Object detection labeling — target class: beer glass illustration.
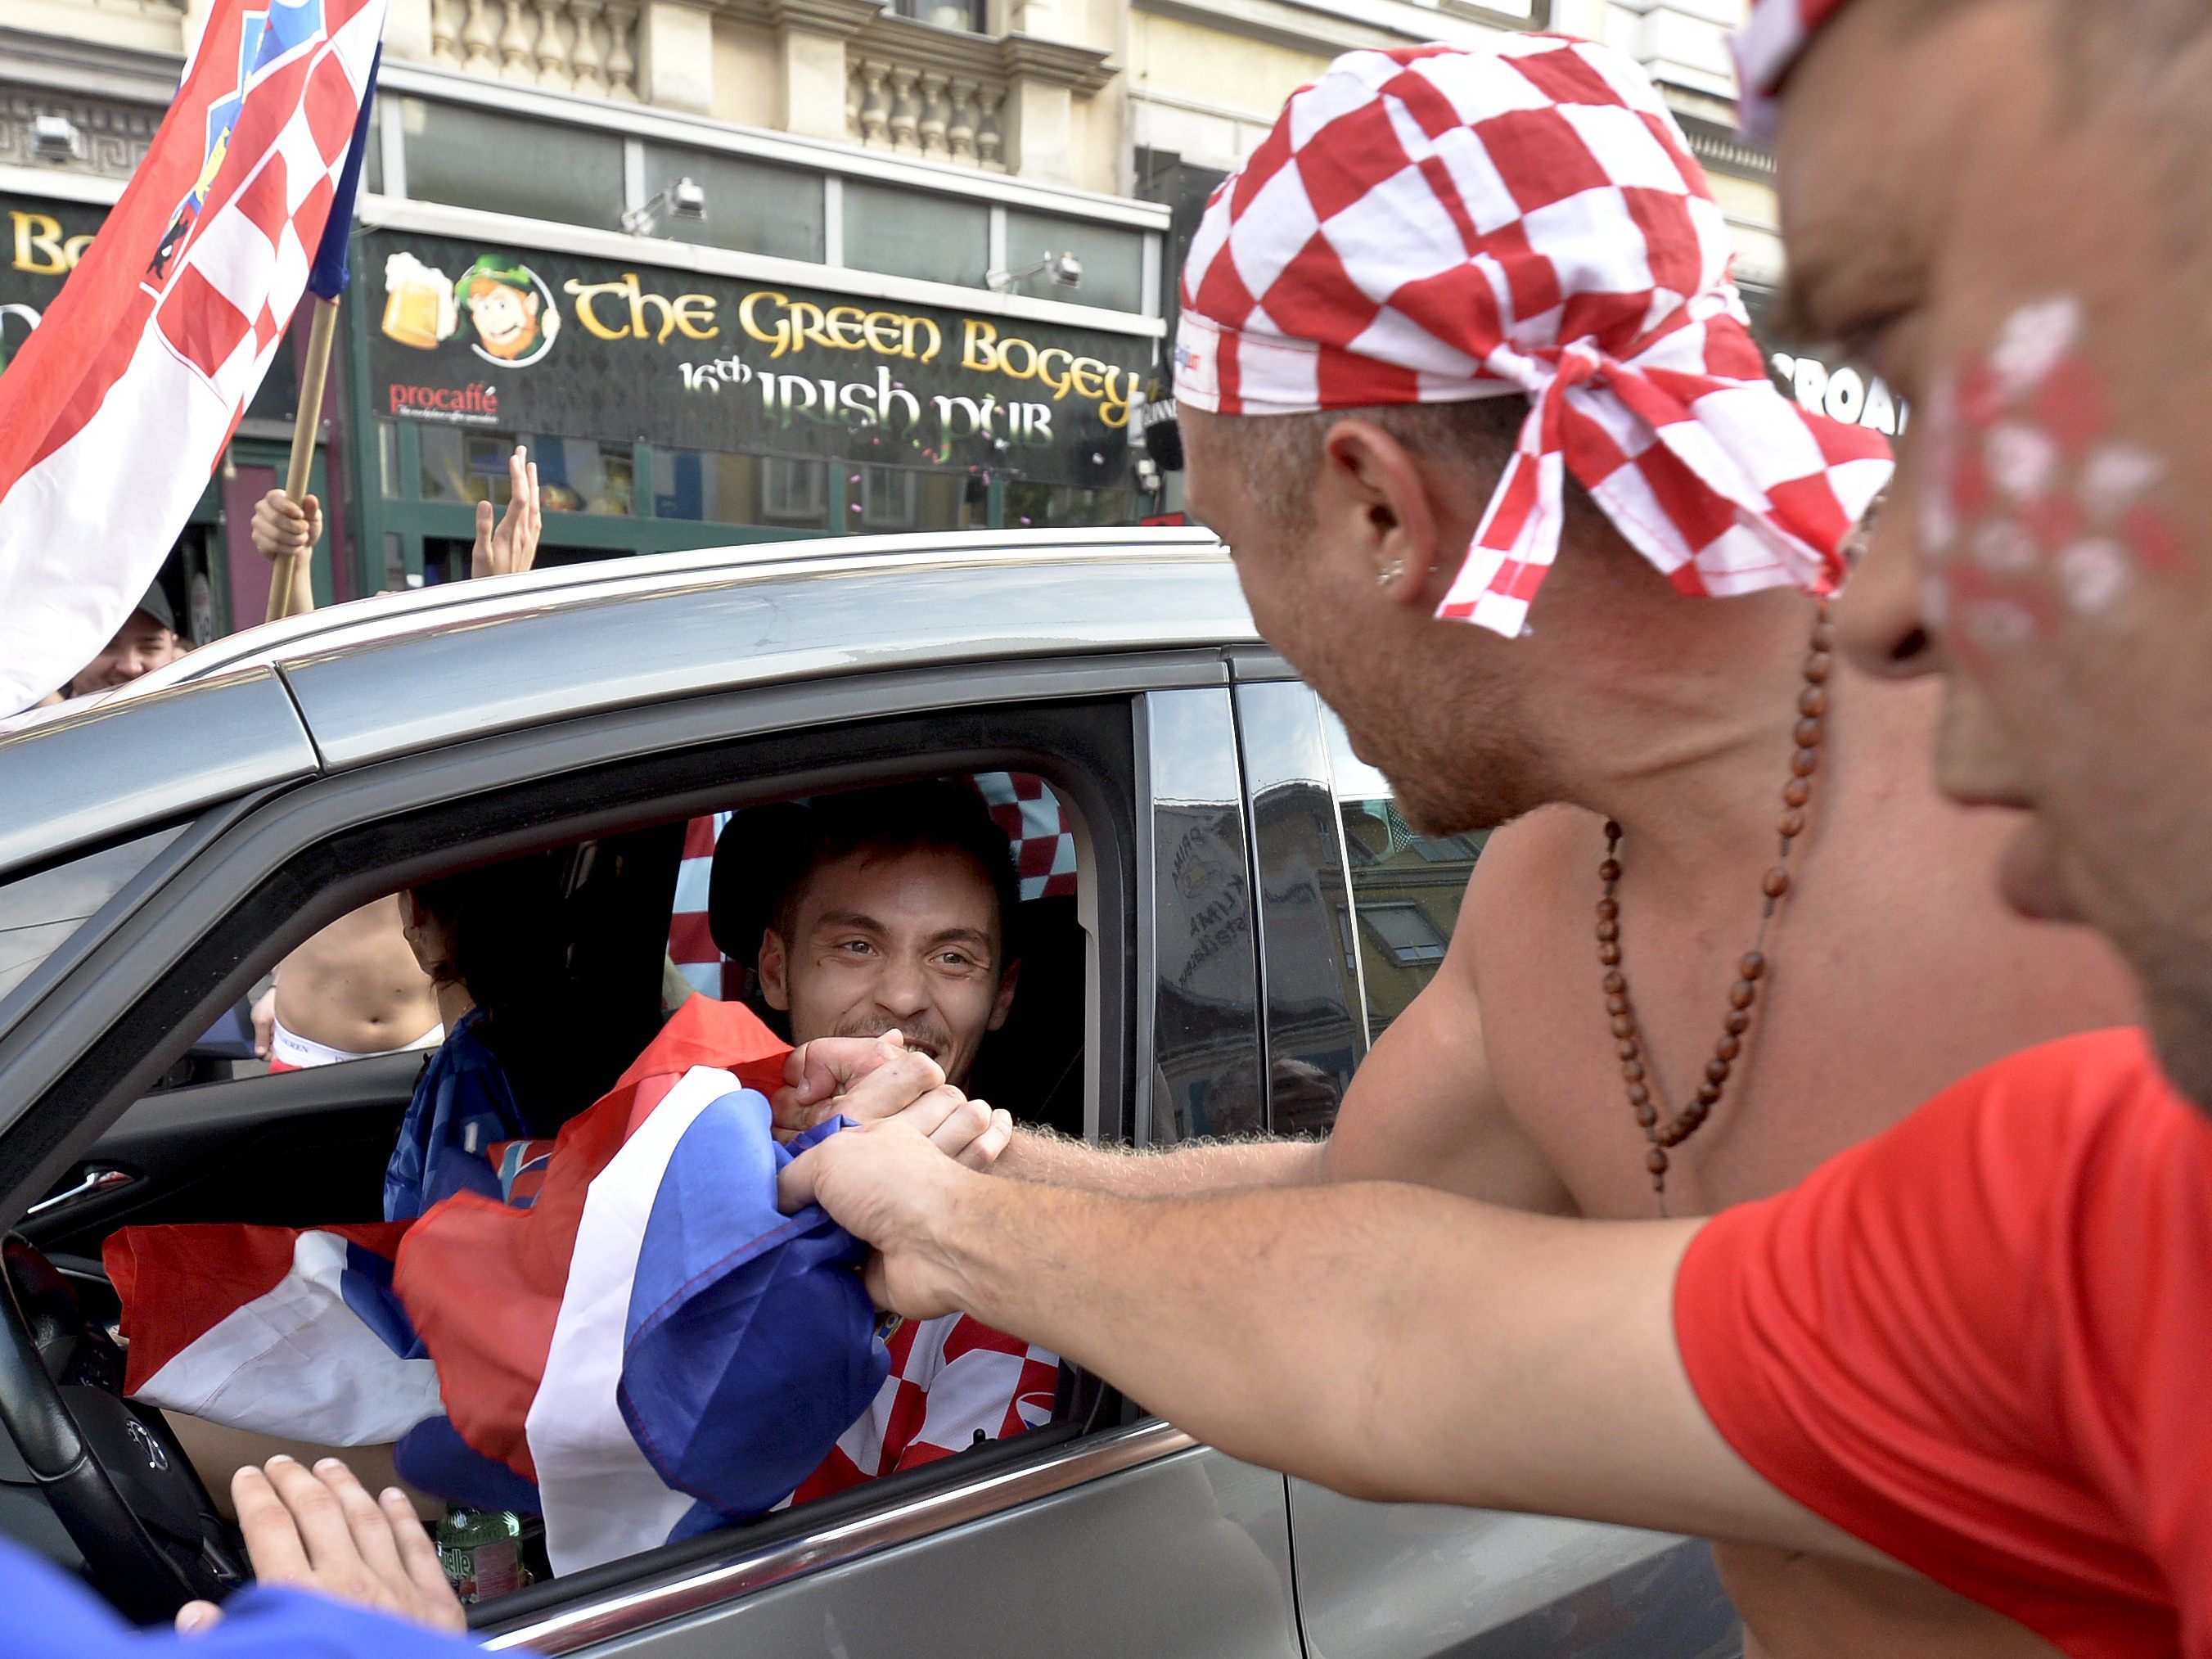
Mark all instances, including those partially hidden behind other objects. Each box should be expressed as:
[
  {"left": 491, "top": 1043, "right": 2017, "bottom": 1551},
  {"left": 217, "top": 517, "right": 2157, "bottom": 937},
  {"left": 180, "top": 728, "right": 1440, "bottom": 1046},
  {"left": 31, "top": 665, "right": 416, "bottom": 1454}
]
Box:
[{"left": 382, "top": 252, "right": 457, "bottom": 350}]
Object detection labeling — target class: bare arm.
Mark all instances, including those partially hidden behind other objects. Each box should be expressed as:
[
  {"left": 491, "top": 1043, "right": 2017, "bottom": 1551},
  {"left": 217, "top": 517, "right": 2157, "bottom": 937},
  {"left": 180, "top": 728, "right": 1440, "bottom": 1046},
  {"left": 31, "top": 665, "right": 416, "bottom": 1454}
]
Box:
[
  {"left": 782, "top": 931, "right": 1564, "bottom": 1205},
  {"left": 991, "top": 953, "right": 1566, "bottom": 1204},
  {"left": 783, "top": 1123, "right": 1888, "bottom": 1565},
  {"left": 992, "top": 1122, "right": 1322, "bottom": 1192},
  {"left": 250, "top": 489, "right": 319, "bottom": 615}
]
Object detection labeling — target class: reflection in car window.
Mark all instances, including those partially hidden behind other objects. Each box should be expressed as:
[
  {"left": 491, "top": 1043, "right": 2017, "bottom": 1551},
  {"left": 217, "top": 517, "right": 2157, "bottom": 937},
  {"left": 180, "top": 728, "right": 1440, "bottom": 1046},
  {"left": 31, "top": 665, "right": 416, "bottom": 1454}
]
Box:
[
  {"left": 0, "top": 825, "right": 184, "bottom": 1006},
  {"left": 1321, "top": 710, "right": 1484, "bottom": 1040}
]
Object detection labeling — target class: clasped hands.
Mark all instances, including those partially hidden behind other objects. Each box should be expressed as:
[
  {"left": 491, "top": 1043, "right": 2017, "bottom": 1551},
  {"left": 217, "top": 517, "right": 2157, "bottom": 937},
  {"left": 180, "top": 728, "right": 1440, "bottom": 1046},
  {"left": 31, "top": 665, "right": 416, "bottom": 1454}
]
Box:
[{"left": 773, "top": 1033, "right": 1008, "bottom": 1320}]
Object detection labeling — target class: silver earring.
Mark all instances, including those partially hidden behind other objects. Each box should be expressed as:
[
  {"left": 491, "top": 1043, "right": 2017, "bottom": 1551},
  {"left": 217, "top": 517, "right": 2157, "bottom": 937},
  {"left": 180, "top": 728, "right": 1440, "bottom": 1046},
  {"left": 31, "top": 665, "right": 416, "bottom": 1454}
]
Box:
[{"left": 1377, "top": 560, "right": 1404, "bottom": 588}]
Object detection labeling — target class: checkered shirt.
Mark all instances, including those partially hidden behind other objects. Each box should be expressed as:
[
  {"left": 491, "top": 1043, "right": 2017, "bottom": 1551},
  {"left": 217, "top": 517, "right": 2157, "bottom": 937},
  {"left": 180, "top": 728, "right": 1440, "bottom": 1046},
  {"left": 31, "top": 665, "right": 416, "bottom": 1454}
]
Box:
[
  {"left": 783, "top": 1314, "right": 1060, "bottom": 1505},
  {"left": 1173, "top": 36, "right": 1892, "bottom": 638},
  {"left": 1735, "top": 0, "right": 1854, "bottom": 141},
  {"left": 668, "top": 773, "right": 1077, "bottom": 999}
]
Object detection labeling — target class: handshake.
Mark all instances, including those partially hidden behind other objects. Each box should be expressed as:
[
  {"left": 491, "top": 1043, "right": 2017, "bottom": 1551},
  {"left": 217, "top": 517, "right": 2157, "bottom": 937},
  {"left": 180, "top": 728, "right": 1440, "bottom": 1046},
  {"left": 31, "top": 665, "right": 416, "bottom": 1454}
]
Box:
[{"left": 770, "top": 1031, "right": 1016, "bottom": 1320}]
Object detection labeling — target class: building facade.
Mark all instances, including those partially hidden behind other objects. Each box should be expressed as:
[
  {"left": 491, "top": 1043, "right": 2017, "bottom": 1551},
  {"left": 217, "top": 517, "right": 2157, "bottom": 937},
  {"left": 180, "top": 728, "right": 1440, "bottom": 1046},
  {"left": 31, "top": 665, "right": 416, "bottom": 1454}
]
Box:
[{"left": 2, "top": 0, "right": 1891, "bottom": 639}]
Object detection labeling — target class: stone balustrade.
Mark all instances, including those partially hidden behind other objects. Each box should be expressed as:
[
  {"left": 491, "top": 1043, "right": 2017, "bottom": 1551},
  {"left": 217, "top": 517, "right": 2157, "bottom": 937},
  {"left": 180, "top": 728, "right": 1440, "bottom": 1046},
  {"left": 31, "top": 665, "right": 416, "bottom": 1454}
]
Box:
[
  {"left": 845, "top": 56, "right": 1006, "bottom": 169},
  {"left": 421, "top": 0, "right": 641, "bottom": 99}
]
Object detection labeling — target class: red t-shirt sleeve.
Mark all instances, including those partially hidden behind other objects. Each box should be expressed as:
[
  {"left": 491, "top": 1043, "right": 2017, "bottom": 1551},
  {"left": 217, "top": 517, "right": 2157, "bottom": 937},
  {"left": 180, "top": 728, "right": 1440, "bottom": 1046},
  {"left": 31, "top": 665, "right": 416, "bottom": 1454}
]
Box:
[{"left": 1675, "top": 1027, "right": 2206, "bottom": 1659}]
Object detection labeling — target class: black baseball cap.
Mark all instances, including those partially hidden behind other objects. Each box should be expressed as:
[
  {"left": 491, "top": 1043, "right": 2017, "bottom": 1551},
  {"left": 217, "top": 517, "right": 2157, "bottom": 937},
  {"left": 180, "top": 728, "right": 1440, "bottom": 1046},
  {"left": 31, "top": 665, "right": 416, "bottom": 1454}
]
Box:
[{"left": 130, "top": 581, "right": 177, "bottom": 635}]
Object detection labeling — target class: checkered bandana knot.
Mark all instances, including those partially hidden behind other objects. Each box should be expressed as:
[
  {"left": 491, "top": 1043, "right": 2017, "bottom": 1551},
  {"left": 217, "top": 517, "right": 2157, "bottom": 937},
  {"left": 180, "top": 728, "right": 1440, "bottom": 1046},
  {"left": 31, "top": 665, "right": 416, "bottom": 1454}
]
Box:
[
  {"left": 1734, "top": 0, "right": 1854, "bottom": 140},
  {"left": 1174, "top": 36, "right": 1892, "bottom": 638}
]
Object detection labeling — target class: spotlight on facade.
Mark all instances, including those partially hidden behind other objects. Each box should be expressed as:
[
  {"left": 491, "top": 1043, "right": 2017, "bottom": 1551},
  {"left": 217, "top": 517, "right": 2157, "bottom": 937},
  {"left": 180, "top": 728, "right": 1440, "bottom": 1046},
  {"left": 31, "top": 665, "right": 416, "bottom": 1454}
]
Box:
[
  {"left": 621, "top": 177, "right": 708, "bottom": 236},
  {"left": 985, "top": 251, "right": 1083, "bottom": 294},
  {"left": 30, "top": 114, "right": 83, "bottom": 163}
]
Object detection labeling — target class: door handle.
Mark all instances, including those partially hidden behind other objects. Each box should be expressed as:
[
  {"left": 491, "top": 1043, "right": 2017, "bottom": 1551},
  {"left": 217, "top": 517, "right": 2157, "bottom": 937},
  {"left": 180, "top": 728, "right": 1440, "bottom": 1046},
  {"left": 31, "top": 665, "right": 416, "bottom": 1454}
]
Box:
[{"left": 26, "top": 1166, "right": 134, "bottom": 1219}]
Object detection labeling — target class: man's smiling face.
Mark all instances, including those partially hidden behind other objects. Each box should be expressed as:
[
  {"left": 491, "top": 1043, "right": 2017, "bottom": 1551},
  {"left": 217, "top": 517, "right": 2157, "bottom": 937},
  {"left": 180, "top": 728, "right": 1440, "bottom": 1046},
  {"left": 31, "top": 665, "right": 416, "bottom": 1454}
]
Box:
[
  {"left": 759, "top": 847, "right": 1017, "bottom": 1092},
  {"left": 1786, "top": 0, "right": 2212, "bottom": 1095}
]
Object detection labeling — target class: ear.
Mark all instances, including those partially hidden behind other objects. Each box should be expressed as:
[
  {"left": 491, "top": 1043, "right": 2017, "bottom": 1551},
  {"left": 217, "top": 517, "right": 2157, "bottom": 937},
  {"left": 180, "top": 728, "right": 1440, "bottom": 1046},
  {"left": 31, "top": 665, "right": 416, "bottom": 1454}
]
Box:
[
  {"left": 396, "top": 890, "right": 443, "bottom": 979},
  {"left": 988, "top": 958, "right": 1020, "bottom": 1031},
  {"left": 1313, "top": 419, "right": 1452, "bottom": 609},
  {"left": 758, "top": 929, "right": 792, "bottom": 1012}
]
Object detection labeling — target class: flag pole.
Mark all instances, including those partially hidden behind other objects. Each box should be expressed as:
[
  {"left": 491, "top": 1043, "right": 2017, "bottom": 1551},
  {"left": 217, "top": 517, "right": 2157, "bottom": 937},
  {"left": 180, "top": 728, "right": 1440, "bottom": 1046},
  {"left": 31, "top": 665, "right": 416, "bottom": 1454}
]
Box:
[{"left": 268, "top": 293, "right": 339, "bottom": 623}]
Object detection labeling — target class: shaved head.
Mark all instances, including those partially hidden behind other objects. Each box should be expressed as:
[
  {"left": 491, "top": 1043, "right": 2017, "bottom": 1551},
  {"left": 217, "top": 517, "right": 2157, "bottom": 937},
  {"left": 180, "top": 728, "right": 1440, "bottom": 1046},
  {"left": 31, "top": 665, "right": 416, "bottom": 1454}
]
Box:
[{"left": 1203, "top": 399, "right": 1529, "bottom": 530}]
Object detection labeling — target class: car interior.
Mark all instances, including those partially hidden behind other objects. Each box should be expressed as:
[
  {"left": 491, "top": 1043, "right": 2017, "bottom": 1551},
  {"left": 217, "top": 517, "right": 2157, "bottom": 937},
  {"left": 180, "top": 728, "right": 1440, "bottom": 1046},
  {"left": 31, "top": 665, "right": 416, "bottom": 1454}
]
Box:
[{"left": 0, "top": 698, "right": 1141, "bottom": 1627}]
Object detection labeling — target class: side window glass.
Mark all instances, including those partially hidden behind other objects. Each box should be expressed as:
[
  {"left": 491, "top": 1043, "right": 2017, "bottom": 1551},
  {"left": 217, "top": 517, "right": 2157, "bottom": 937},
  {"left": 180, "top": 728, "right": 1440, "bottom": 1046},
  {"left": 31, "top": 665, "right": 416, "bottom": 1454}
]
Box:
[
  {"left": 1322, "top": 710, "right": 1484, "bottom": 1041},
  {"left": 0, "top": 825, "right": 184, "bottom": 1009}
]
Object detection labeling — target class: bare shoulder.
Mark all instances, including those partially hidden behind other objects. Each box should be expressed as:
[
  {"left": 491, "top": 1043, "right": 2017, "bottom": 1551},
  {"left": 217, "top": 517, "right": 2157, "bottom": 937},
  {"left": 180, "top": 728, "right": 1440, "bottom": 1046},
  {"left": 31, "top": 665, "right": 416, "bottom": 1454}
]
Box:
[{"left": 1455, "top": 805, "right": 1603, "bottom": 979}]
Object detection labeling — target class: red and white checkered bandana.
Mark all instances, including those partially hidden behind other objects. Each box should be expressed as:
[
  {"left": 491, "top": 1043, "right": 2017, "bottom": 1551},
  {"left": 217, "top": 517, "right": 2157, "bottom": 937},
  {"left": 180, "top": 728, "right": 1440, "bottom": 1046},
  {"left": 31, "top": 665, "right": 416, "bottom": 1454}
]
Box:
[
  {"left": 1735, "top": 0, "right": 1854, "bottom": 140},
  {"left": 1174, "top": 36, "right": 1891, "bottom": 638}
]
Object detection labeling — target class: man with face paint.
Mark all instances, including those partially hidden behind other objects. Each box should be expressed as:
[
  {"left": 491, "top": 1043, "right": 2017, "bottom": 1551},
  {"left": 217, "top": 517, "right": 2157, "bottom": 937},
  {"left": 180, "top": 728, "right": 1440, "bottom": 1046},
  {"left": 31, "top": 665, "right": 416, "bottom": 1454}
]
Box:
[
  {"left": 771, "top": 18, "right": 2212, "bottom": 1659},
  {"left": 777, "top": 33, "right": 2138, "bottom": 1659}
]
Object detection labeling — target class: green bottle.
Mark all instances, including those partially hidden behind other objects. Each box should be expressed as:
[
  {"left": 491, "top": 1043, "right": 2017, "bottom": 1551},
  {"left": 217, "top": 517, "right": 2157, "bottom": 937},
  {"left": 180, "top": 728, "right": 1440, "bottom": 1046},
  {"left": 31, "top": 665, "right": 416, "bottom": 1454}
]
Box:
[{"left": 435, "top": 1506, "right": 527, "bottom": 1603}]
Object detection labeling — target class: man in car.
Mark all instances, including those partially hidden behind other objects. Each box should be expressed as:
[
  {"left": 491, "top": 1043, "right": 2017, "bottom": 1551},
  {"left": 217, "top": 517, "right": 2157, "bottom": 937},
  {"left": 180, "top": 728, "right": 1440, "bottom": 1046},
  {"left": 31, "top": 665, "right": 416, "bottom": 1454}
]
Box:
[
  {"left": 777, "top": 31, "right": 2135, "bottom": 1657},
  {"left": 65, "top": 580, "right": 186, "bottom": 696},
  {"left": 750, "top": 782, "right": 1022, "bottom": 1097},
  {"left": 778, "top": 18, "right": 2212, "bottom": 1657},
  {"left": 160, "top": 782, "right": 1031, "bottom": 1546}
]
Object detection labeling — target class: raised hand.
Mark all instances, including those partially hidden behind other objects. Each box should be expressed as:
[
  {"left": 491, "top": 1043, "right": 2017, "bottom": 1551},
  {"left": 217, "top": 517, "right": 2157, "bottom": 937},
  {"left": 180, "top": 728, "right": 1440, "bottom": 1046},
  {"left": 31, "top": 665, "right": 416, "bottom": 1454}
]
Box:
[
  {"left": 773, "top": 1032, "right": 1014, "bottom": 1174},
  {"left": 774, "top": 1031, "right": 923, "bottom": 1134},
  {"left": 472, "top": 445, "right": 542, "bottom": 579},
  {"left": 249, "top": 489, "right": 321, "bottom": 564}
]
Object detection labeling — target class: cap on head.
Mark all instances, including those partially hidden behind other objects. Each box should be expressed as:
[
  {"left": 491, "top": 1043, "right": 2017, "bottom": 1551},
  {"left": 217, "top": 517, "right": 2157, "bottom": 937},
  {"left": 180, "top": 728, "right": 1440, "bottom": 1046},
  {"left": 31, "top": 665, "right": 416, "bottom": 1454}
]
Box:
[
  {"left": 1172, "top": 34, "right": 1891, "bottom": 637},
  {"left": 1735, "top": 0, "right": 1858, "bottom": 140},
  {"left": 132, "top": 581, "right": 177, "bottom": 636}
]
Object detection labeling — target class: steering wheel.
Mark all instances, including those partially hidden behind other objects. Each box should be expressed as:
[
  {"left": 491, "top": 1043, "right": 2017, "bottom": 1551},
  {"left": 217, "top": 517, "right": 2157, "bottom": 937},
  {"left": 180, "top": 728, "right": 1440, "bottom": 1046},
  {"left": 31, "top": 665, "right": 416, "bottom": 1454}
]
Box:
[{"left": 0, "top": 1235, "right": 244, "bottom": 1621}]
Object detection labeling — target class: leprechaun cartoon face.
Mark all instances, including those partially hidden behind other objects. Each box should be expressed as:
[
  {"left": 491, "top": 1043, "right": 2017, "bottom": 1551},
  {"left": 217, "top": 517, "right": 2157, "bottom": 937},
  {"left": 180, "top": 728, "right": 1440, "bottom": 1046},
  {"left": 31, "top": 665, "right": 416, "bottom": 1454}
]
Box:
[{"left": 461, "top": 270, "right": 541, "bottom": 361}]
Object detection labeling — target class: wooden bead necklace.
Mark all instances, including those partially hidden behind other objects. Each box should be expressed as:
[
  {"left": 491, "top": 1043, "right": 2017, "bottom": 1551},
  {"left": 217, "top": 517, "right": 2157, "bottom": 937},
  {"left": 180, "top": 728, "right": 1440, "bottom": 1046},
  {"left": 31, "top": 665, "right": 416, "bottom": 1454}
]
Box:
[{"left": 1598, "top": 602, "right": 1833, "bottom": 1212}]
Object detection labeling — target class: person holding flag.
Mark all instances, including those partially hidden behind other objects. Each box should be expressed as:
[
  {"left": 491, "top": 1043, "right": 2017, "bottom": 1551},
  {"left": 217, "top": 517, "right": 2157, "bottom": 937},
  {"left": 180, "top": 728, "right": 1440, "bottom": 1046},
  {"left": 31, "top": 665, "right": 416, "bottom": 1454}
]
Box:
[{"left": 0, "top": 0, "right": 385, "bottom": 715}]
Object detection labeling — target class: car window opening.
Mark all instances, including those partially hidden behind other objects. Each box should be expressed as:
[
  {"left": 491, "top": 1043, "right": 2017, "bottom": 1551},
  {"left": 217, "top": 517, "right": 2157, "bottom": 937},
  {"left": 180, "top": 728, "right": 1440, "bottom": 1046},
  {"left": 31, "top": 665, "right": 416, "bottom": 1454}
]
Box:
[{"left": 23, "top": 762, "right": 1105, "bottom": 1607}]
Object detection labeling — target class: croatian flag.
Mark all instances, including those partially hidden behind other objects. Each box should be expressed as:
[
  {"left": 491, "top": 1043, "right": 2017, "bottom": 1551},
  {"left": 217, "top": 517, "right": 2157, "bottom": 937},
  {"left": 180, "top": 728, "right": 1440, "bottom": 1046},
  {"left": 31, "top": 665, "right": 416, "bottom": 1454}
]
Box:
[
  {"left": 108, "top": 999, "right": 1058, "bottom": 1574},
  {"left": 0, "top": 0, "right": 385, "bottom": 715}
]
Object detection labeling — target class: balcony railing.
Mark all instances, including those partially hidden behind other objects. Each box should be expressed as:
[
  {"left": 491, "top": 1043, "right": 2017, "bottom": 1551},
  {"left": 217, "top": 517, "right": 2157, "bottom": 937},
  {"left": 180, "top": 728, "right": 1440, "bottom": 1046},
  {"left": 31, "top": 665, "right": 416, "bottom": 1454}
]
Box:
[
  {"left": 846, "top": 56, "right": 1006, "bottom": 169},
  {"left": 422, "top": 0, "right": 641, "bottom": 99}
]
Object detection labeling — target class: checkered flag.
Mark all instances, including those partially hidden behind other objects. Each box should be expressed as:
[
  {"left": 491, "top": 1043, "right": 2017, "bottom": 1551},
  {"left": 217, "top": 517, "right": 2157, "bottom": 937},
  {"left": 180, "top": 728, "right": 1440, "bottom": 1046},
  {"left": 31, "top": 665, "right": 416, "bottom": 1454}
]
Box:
[{"left": 0, "top": 0, "right": 385, "bottom": 713}]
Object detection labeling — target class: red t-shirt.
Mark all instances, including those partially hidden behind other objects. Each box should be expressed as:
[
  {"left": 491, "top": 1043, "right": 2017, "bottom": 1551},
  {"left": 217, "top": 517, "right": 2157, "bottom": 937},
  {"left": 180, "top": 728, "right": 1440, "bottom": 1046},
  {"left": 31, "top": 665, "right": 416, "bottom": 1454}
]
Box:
[{"left": 1675, "top": 1027, "right": 2212, "bottom": 1659}]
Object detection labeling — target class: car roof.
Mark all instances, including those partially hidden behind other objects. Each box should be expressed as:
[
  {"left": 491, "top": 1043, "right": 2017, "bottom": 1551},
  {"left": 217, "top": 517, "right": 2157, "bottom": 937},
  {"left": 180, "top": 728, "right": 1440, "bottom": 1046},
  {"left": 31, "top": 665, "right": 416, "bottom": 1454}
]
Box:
[{"left": 1, "top": 528, "right": 1256, "bottom": 879}]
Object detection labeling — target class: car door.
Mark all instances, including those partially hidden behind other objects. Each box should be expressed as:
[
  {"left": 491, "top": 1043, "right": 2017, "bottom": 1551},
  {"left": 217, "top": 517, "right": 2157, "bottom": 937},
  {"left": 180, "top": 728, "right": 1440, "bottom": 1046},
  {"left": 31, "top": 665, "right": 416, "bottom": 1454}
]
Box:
[
  {"left": 1229, "top": 668, "right": 1743, "bottom": 1659},
  {"left": 2, "top": 632, "right": 1304, "bottom": 1657}
]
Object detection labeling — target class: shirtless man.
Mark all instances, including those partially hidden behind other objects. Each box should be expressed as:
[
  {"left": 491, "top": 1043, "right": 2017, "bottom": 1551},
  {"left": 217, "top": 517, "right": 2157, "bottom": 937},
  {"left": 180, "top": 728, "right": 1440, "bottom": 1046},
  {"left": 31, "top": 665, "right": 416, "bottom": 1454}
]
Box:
[
  {"left": 781, "top": 36, "right": 2134, "bottom": 1657},
  {"left": 248, "top": 449, "right": 542, "bottom": 1070}
]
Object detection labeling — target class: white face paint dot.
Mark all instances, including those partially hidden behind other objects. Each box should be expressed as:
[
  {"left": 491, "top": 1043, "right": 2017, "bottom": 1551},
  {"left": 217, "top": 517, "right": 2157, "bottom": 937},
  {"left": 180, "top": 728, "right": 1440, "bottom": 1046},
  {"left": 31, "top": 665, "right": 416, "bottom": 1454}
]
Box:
[
  {"left": 1971, "top": 517, "right": 2038, "bottom": 576},
  {"left": 1921, "top": 495, "right": 1958, "bottom": 561},
  {"left": 2057, "top": 538, "right": 2133, "bottom": 616},
  {"left": 1984, "top": 422, "right": 2058, "bottom": 503},
  {"left": 1989, "top": 294, "right": 2084, "bottom": 398},
  {"left": 2079, "top": 444, "right": 2164, "bottom": 521}
]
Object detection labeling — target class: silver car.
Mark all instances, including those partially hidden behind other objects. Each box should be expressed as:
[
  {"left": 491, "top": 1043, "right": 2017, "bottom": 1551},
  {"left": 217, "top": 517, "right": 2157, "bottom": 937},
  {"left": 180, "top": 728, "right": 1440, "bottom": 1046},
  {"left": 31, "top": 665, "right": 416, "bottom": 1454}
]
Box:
[{"left": 0, "top": 528, "right": 1737, "bottom": 1656}]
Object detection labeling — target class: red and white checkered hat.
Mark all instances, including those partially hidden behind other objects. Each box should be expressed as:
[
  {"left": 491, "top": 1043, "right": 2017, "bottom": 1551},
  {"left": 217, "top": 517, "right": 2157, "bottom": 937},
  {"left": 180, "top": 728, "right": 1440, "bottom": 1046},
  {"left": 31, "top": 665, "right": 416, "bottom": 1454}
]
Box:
[
  {"left": 1734, "top": 0, "right": 1854, "bottom": 140},
  {"left": 1173, "top": 36, "right": 1891, "bottom": 638}
]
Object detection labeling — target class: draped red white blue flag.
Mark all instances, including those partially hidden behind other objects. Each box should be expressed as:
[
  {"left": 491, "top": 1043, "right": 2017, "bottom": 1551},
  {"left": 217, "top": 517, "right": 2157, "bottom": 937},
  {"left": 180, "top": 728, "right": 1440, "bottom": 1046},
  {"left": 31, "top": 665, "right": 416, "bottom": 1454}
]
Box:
[
  {"left": 106, "top": 999, "right": 1058, "bottom": 1574},
  {"left": 0, "top": 0, "right": 385, "bottom": 715}
]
